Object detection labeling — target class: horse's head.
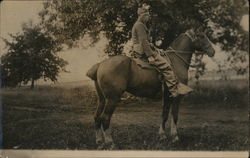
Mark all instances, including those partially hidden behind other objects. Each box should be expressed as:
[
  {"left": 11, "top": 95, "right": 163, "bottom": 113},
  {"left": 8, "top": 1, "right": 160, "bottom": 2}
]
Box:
[
  {"left": 192, "top": 30, "right": 215, "bottom": 57},
  {"left": 168, "top": 29, "right": 215, "bottom": 68}
]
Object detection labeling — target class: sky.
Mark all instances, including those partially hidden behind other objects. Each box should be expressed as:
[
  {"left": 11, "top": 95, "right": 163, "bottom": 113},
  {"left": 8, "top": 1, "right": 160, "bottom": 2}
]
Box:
[
  {"left": 0, "top": 1, "right": 249, "bottom": 83},
  {"left": 0, "top": 1, "right": 105, "bottom": 83}
]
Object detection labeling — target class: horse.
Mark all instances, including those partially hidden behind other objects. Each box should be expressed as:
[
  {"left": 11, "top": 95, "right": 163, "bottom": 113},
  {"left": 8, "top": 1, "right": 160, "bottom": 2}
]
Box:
[{"left": 86, "top": 29, "right": 215, "bottom": 149}]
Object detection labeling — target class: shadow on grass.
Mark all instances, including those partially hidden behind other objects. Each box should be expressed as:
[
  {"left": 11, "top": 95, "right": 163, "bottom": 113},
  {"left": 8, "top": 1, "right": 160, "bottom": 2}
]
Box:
[{"left": 4, "top": 120, "right": 248, "bottom": 150}]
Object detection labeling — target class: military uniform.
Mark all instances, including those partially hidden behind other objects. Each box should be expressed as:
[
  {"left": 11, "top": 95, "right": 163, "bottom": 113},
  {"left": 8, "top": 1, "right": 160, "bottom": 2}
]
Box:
[
  {"left": 132, "top": 21, "right": 153, "bottom": 59},
  {"left": 131, "top": 5, "right": 192, "bottom": 97}
]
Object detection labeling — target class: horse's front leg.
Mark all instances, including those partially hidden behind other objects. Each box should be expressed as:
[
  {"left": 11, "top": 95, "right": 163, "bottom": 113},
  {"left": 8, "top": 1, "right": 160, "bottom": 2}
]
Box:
[
  {"left": 170, "top": 98, "right": 180, "bottom": 143},
  {"left": 159, "top": 93, "right": 171, "bottom": 141}
]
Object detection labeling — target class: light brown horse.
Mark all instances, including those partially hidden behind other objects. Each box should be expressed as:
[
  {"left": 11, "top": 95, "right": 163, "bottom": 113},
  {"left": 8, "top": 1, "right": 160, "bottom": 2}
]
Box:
[{"left": 86, "top": 29, "right": 215, "bottom": 149}]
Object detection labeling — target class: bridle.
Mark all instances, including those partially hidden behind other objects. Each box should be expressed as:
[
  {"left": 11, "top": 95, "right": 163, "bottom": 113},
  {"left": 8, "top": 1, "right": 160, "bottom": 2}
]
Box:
[{"left": 160, "top": 31, "right": 205, "bottom": 68}]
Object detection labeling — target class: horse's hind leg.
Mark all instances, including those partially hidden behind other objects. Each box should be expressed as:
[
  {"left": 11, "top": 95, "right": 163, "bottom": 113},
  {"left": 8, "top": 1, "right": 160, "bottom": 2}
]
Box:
[
  {"left": 94, "top": 84, "right": 121, "bottom": 150},
  {"left": 94, "top": 81, "right": 105, "bottom": 147},
  {"left": 96, "top": 57, "right": 130, "bottom": 149},
  {"left": 99, "top": 97, "right": 119, "bottom": 149}
]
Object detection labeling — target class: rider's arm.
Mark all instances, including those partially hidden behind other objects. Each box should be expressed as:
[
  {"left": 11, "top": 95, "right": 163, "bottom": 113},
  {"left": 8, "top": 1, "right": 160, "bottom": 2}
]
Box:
[{"left": 136, "top": 23, "right": 154, "bottom": 57}]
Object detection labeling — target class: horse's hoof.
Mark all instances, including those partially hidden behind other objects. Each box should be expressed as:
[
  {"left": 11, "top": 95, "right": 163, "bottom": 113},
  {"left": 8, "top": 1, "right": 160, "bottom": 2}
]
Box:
[
  {"left": 109, "top": 143, "right": 116, "bottom": 150},
  {"left": 172, "top": 136, "right": 179, "bottom": 143},
  {"left": 105, "top": 142, "right": 116, "bottom": 150},
  {"left": 159, "top": 134, "right": 168, "bottom": 141},
  {"left": 97, "top": 143, "right": 105, "bottom": 150}
]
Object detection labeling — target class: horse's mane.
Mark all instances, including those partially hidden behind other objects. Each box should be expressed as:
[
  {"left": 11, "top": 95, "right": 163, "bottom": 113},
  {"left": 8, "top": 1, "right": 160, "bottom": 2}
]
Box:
[{"left": 169, "top": 33, "right": 186, "bottom": 48}]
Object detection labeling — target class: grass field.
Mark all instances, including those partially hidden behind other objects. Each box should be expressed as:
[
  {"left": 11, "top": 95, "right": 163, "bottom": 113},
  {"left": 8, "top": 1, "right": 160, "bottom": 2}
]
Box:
[{"left": 1, "top": 79, "right": 249, "bottom": 150}]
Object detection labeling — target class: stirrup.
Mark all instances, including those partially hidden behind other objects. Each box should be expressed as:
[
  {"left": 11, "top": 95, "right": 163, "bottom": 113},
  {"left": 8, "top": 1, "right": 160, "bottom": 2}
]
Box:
[{"left": 177, "top": 83, "right": 193, "bottom": 95}]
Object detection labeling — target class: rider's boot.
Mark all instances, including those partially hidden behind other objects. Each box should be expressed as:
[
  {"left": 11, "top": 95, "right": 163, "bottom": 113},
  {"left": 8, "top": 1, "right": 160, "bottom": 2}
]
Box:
[
  {"left": 161, "top": 66, "right": 193, "bottom": 98},
  {"left": 169, "top": 83, "right": 193, "bottom": 98},
  {"left": 152, "top": 53, "right": 193, "bottom": 98},
  {"left": 177, "top": 82, "right": 193, "bottom": 95}
]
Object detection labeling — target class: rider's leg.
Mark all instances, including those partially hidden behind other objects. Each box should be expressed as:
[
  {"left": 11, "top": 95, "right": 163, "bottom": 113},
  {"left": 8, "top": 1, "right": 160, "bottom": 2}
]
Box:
[{"left": 152, "top": 53, "right": 192, "bottom": 97}]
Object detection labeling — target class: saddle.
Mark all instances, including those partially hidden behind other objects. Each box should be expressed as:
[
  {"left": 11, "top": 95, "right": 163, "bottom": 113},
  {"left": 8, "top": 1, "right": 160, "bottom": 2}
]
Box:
[
  {"left": 131, "top": 48, "right": 171, "bottom": 70},
  {"left": 131, "top": 52, "right": 172, "bottom": 81},
  {"left": 131, "top": 52, "right": 171, "bottom": 70},
  {"left": 132, "top": 58, "right": 155, "bottom": 70}
]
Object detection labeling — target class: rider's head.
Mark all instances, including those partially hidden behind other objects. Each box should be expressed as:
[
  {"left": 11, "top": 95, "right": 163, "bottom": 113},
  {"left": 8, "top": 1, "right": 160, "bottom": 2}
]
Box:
[{"left": 137, "top": 3, "right": 151, "bottom": 23}]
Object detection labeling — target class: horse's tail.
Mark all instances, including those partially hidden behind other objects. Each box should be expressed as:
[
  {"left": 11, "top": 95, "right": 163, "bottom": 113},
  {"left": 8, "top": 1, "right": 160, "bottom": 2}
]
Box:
[{"left": 86, "top": 63, "right": 100, "bottom": 80}]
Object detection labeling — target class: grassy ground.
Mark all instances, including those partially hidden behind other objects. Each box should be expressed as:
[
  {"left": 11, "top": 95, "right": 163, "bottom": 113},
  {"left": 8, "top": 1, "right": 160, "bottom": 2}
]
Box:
[{"left": 1, "top": 79, "right": 249, "bottom": 150}]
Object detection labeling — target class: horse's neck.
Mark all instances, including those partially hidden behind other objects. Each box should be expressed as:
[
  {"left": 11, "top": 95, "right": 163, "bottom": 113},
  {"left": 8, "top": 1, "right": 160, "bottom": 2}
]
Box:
[{"left": 169, "top": 34, "right": 193, "bottom": 69}]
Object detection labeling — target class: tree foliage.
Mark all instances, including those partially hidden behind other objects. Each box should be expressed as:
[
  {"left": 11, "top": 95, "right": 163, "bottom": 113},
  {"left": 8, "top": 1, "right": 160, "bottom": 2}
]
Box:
[
  {"left": 1, "top": 22, "right": 68, "bottom": 88},
  {"left": 39, "top": 0, "right": 249, "bottom": 72}
]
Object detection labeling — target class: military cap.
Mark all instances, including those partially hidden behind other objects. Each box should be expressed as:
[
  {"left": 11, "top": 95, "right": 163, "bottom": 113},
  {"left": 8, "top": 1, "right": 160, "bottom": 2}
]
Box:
[{"left": 137, "top": 3, "right": 150, "bottom": 16}]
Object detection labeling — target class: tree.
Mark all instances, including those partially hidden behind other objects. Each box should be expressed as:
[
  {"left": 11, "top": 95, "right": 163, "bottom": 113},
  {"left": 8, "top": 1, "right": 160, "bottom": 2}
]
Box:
[
  {"left": 1, "top": 22, "right": 68, "bottom": 89},
  {"left": 39, "top": 0, "right": 249, "bottom": 72}
]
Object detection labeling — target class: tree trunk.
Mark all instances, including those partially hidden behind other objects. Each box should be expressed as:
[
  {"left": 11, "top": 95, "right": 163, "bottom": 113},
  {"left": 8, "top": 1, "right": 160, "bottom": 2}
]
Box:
[{"left": 31, "top": 78, "right": 35, "bottom": 89}]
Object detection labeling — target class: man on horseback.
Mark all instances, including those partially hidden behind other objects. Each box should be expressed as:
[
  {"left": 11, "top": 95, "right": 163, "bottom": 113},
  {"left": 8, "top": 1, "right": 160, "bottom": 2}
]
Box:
[{"left": 131, "top": 3, "right": 193, "bottom": 98}]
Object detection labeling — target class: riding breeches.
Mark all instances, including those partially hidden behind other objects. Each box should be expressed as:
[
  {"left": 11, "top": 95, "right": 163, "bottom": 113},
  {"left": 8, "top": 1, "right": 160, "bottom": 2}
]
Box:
[{"left": 151, "top": 53, "right": 178, "bottom": 95}]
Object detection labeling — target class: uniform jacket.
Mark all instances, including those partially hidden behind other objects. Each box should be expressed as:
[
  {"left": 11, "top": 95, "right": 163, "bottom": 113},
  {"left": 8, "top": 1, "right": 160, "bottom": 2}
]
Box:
[{"left": 131, "top": 21, "right": 154, "bottom": 57}]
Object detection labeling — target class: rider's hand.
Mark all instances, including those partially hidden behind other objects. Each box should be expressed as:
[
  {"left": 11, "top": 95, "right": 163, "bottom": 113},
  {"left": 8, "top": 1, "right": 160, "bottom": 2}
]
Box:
[
  {"left": 150, "top": 43, "right": 156, "bottom": 50},
  {"left": 148, "top": 56, "right": 155, "bottom": 64}
]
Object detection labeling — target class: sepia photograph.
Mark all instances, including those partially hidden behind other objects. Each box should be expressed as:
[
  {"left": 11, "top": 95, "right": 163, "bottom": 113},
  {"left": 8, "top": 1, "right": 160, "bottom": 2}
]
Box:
[{"left": 0, "top": 0, "right": 249, "bottom": 157}]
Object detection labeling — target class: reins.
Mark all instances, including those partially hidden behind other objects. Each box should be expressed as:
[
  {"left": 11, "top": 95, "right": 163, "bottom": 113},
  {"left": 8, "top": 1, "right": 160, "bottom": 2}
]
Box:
[
  {"left": 163, "top": 47, "right": 204, "bottom": 68},
  {"left": 159, "top": 32, "right": 204, "bottom": 68},
  {"left": 166, "top": 47, "right": 192, "bottom": 67}
]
